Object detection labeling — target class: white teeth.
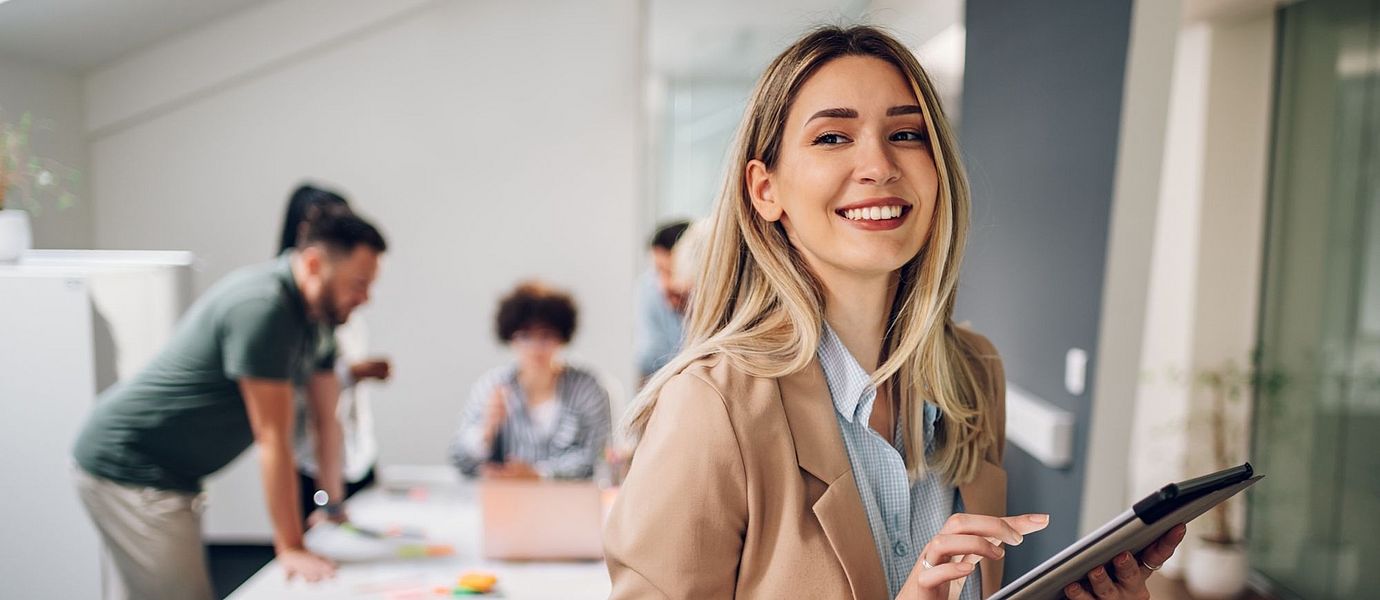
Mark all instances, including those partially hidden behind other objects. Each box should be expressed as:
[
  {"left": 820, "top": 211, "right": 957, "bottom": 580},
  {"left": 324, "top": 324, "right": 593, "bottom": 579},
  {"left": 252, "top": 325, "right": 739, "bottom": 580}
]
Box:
[{"left": 843, "top": 205, "right": 905, "bottom": 221}]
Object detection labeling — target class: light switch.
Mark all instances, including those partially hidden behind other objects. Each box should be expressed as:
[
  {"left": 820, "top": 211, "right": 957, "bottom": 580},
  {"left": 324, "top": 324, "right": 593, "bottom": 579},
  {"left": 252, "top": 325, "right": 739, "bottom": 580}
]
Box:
[{"left": 1065, "top": 348, "right": 1087, "bottom": 395}]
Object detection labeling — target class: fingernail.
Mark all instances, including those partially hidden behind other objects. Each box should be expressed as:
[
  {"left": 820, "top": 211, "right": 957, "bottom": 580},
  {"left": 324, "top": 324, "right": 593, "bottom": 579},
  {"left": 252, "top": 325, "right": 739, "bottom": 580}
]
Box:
[
  {"left": 1032, "top": 514, "right": 1049, "bottom": 524},
  {"left": 995, "top": 547, "right": 1005, "bottom": 558},
  {"left": 1117, "top": 554, "right": 1132, "bottom": 565},
  {"left": 1066, "top": 584, "right": 1080, "bottom": 595},
  {"left": 1012, "top": 533, "right": 1024, "bottom": 545}
]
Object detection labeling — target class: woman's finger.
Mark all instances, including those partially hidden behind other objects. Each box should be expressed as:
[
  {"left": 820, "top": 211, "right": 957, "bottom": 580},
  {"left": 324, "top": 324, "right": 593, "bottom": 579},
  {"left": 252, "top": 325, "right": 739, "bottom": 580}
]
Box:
[
  {"left": 958, "top": 536, "right": 1008, "bottom": 564},
  {"left": 1064, "top": 581, "right": 1091, "bottom": 599},
  {"left": 1140, "top": 524, "right": 1186, "bottom": 570},
  {"left": 1086, "top": 566, "right": 1117, "bottom": 599},
  {"left": 922, "top": 533, "right": 1005, "bottom": 565},
  {"left": 1001, "top": 513, "right": 1052, "bottom": 537},
  {"left": 940, "top": 513, "right": 1026, "bottom": 546},
  {"left": 1110, "top": 551, "right": 1145, "bottom": 590},
  {"left": 911, "top": 561, "right": 976, "bottom": 591}
]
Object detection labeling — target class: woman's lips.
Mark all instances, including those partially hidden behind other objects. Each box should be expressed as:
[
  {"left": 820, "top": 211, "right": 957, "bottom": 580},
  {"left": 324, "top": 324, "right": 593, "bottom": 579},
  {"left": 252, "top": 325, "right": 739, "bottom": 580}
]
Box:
[{"left": 836, "top": 200, "right": 911, "bottom": 231}]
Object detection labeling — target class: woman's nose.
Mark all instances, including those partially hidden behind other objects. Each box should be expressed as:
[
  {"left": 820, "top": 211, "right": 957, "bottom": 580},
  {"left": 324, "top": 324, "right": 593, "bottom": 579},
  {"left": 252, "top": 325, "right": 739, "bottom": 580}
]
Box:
[{"left": 855, "top": 140, "right": 901, "bottom": 185}]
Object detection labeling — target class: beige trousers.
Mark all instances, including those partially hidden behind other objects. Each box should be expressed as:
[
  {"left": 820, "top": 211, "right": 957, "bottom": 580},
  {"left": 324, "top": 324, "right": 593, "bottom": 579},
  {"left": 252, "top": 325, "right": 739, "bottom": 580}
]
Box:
[{"left": 73, "top": 467, "right": 214, "bottom": 600}]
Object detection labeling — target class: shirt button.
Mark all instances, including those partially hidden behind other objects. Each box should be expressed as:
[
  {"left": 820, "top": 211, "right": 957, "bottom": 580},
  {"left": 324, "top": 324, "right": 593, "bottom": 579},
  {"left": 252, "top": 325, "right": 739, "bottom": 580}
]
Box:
[{"left": 893, "top": 541, "right": 907, "bottom": 557}]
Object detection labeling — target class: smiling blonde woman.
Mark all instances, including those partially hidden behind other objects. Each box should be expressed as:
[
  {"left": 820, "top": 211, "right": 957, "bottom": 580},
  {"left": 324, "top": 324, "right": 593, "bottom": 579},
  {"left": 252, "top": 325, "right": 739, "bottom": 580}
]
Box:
[{"left": 603, "top": 25, "right": 1184, "bottom": 600}]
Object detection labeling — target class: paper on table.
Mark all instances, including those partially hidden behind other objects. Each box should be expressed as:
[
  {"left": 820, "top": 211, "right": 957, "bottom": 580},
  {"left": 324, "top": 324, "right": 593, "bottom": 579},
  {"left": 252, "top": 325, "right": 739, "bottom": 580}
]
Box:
[{"left": 305, "top": 522, "right": 453, "bottom": 562}]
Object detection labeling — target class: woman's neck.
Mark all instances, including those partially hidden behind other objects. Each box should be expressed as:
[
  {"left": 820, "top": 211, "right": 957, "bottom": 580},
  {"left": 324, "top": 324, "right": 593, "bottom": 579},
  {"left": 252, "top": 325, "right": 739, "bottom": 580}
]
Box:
[
  {"left": 517, "top": 362, "right": 561, "bottom": 403},
  {"left": 820, "top": 269, "right": 897, "bottom": 373}
]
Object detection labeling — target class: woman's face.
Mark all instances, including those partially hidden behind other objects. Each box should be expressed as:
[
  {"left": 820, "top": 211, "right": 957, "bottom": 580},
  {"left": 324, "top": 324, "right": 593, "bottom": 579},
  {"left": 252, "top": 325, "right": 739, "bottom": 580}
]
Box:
[
  {"left": 511, "top": 326, "right": 563, "bottom": 371},
  {"left": 747, "top": 55, "right": 938, "bottom": 282}
]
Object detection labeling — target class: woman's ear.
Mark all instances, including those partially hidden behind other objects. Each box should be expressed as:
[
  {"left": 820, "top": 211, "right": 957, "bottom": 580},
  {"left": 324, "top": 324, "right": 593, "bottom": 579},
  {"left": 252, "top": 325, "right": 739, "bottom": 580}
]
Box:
[{"left": 746, "top": 159, "right": 783, "bottom": 222}]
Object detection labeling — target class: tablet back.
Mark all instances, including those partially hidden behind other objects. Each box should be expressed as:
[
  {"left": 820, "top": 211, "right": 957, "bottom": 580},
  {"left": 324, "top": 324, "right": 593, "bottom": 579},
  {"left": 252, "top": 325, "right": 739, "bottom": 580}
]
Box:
[{"left": 991, "top": 472, "right": 1262, "bottom": 600}]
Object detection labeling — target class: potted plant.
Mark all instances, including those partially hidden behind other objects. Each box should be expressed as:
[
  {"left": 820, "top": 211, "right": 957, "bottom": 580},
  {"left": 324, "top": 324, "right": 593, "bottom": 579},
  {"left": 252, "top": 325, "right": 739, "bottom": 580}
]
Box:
[
  {"left": 1182, "top": 356, "right": 1284, "bottom": 599},
  {"left": 0, "top": 109, "right": 81, "bottom": 262}
]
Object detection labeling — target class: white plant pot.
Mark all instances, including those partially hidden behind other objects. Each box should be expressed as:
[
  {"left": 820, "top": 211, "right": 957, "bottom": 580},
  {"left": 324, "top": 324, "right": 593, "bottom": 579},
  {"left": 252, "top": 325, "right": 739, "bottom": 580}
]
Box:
[
  {"left": 1185, "top": 540, "right": 1249, "bottom": 600},
  {"left": 0, "top": 209, "right": 33, "bottom": 263}
]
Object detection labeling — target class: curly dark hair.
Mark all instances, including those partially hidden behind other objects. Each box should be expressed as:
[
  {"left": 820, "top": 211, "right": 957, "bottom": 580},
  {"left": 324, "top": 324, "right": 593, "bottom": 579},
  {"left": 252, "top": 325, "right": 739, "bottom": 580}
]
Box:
[{"left": 495, "top": 281, "right": 578, "bottom": 343}]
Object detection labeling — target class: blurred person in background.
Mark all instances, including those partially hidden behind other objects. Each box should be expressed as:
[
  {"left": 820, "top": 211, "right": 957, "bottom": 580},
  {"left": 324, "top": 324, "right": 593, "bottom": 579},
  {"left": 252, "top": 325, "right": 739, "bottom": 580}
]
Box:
[
  {"left": 449, "top": 281, "right": 612, "bottom": 480},
  {"left": 636, "top": 220, "right": 691, "bottom": 382},
  {"left": 73, "top": 211, "right": 387, "bottom": 598},
  {"left": 276, "top": 184, "right": 392, "bottom": 528}
]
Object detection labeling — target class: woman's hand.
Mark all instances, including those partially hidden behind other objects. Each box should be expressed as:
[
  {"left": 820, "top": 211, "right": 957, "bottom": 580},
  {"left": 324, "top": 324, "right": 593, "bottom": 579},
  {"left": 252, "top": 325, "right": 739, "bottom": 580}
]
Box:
[
  {"left": 483, "top": 385, "right": 509, "bottom": 443},
  {"left": 348, "top": 358, "right": 391, "bottom": 382},
  {"left": 1063, "top": 523, "right": 1187, "bottom": 600},
  {"left": 898, "top": 513, "right": 1050, "bottom": 600}
]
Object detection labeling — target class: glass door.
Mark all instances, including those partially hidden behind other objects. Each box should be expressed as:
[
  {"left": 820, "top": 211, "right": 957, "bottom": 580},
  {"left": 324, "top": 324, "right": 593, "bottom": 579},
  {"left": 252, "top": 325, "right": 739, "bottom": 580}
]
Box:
[{"left": 1250, "top": 1, "right": 1380, "bottom": 599}]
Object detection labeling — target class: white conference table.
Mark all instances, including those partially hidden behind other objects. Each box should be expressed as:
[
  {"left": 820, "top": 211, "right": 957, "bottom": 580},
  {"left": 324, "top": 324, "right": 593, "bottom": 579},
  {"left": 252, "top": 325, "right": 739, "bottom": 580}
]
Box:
[{"left": 227, "top": 466, "right": 611, "bottom": 599}]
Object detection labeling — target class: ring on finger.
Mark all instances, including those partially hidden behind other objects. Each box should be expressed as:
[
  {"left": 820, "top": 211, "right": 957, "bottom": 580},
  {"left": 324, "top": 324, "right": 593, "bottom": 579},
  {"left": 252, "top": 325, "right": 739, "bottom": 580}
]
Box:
[
  {"left": 1142, "top": 560, "right": 1163, "bottom": 571},
  {"left": 922, "top": 558, "right": 935, "bottom": 570}
]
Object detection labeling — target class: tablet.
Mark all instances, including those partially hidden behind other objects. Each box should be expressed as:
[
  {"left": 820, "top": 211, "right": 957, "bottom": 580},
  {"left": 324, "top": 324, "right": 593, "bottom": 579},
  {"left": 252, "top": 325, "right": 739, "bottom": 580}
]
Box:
[{"left": 988, "top": 463, "right": 1263, "bottom": 600}]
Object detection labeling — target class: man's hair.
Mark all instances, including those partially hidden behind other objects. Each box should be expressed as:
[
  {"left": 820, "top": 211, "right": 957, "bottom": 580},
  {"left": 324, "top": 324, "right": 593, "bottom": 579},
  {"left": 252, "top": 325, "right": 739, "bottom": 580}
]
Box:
[
  {"left": 298, "top": 210, "right": 387, "bottom": 256},
  {"left": 650, "top": 220, "right": 691, "bottom": 251},
  {"left": 495, "top": 281, "right": 577, "bottom": 343}
]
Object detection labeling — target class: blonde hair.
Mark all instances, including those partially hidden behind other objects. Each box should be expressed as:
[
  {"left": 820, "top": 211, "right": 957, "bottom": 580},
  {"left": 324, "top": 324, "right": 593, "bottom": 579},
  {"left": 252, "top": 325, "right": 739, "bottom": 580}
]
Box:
[
  {"left": 626, "top": 25, "right": 997, "bottom": 486},
  {"left": 669, "top": 219, "right": 708, "bottom": 289}
]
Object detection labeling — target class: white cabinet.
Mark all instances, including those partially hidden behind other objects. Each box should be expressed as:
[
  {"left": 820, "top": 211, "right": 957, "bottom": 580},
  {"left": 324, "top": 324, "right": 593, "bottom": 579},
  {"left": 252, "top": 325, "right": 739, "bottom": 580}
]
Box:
[{"left": 0, "top": 250, "right": 193, "bottom": 598}]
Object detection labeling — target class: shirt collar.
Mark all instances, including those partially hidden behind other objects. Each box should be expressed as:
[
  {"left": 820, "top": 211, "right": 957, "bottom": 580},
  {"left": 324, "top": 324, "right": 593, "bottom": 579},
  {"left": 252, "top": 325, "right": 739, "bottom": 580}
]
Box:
[
  {"left": 818, "top": 323, "right": 945, "bottom": 446},
  {"left": 274, "top": 252, "right": 307, "bottom": 319},
  {"left": 817, "top": 323, "right": 876, "bottom": 425}
]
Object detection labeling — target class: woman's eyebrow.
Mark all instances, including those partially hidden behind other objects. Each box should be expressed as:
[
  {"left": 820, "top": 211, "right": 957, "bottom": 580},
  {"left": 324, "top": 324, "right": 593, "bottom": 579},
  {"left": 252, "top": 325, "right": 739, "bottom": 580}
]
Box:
[
  {"left": 805, "top": 105, "right": 924, "bottom": 124},
  {"left": 806, "top": 107, "right": 858, "bottom": 123}
]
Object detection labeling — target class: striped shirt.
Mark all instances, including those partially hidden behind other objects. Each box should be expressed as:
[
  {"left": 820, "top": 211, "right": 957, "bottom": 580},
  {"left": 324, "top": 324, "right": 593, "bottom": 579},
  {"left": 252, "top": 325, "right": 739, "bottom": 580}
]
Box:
[
  {"left": 449, "top": 364, "right": 611, "bottom": 479},
  {"left": 818, "top": 324, "right": 981, "bottom": 600}
]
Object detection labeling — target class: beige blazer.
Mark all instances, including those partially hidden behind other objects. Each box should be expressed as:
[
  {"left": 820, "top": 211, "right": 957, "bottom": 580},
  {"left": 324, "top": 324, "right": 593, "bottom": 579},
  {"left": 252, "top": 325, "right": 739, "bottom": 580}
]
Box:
[{"left": 605, "top": 328, "right": 1008, "bottom": 600}]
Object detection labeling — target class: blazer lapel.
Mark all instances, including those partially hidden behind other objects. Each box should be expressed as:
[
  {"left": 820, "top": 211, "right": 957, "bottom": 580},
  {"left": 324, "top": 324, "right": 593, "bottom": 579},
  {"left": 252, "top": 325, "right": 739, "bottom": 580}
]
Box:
[{"left": 779, "top": 359, "right": 888, "bottom": 600}]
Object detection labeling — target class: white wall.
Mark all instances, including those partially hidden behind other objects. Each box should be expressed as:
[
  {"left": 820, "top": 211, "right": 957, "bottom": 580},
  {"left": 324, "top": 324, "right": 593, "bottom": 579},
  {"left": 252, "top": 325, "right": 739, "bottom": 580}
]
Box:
[
  {"left": 0, "top": 54, "right": 91, "bottom": 249},
  {"left": 1131, "top": 22, "right": 1210, "bottom": 513},
  {"left": 1181, "top": 8, "right": 1274, "bottom": 551},
  {"left": 1129, "top": 8, "right": 1276, "bottom": 573},
  {"left": 1080, "top": 0, "right": 1183, "bottom": 534},
  {"left": 85, "top": 0, "right": 642, "bottom": 466}
]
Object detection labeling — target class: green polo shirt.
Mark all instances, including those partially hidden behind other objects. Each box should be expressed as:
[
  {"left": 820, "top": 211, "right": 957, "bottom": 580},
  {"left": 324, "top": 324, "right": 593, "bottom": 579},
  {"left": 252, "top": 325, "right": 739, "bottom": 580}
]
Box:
[{"left": 74, "top": 255, "right": 333, "bottom": 492}]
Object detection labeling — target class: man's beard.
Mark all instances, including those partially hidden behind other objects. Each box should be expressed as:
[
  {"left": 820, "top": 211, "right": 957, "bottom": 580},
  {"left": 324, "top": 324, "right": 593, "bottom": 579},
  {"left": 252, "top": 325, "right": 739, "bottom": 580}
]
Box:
[{"left": 316, "top": 287, "right": 348, "bottom": 327}]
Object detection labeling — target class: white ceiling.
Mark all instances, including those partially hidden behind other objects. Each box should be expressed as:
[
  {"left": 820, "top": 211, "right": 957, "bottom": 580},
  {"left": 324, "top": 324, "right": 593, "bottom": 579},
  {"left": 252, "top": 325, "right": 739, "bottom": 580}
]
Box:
[
  {"left": 648, "top": 0, "right": 866, "bottom": 81},
  {"left": 646, "top": 0, "right": 962, "bottom": 81},
  {"left": 0, "top": 0, "right": 964, "bottom": 78},
  {"left": 0, "top": 0, "right": 270, "bottom": 73}
]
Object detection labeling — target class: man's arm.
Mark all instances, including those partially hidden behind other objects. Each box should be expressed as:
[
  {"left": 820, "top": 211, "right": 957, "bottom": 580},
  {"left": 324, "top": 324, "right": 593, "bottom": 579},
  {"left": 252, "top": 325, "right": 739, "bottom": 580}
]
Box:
[
  {"left": 240, "top": 377, "right": 336, "bottom": 582},
  {"left": 304, "top": 371, "right": 345, "bottom": 518}
]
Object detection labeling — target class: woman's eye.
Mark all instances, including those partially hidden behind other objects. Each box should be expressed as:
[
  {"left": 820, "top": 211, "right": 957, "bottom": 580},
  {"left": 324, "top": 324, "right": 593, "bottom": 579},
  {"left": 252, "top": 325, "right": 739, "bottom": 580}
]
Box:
[
  {"left": 812, "top": 133, "right": 850, "bottom": 145},
  {"left": 891, "top": 130, "right": 929, "bottom": 143}
]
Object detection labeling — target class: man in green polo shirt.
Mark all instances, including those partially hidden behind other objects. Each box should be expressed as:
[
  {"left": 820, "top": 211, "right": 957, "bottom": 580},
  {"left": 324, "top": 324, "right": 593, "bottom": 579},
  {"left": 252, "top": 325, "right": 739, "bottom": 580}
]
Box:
[{"left": 73, "top": 211, "right": 386, "bottom": 600}]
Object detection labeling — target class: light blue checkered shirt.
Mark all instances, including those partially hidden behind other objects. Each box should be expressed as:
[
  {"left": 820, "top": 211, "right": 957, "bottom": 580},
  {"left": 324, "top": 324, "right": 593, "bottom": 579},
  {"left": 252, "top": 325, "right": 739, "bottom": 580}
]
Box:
[{"left": 818, "top": 324, "right": 981, "bottom": 600}]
